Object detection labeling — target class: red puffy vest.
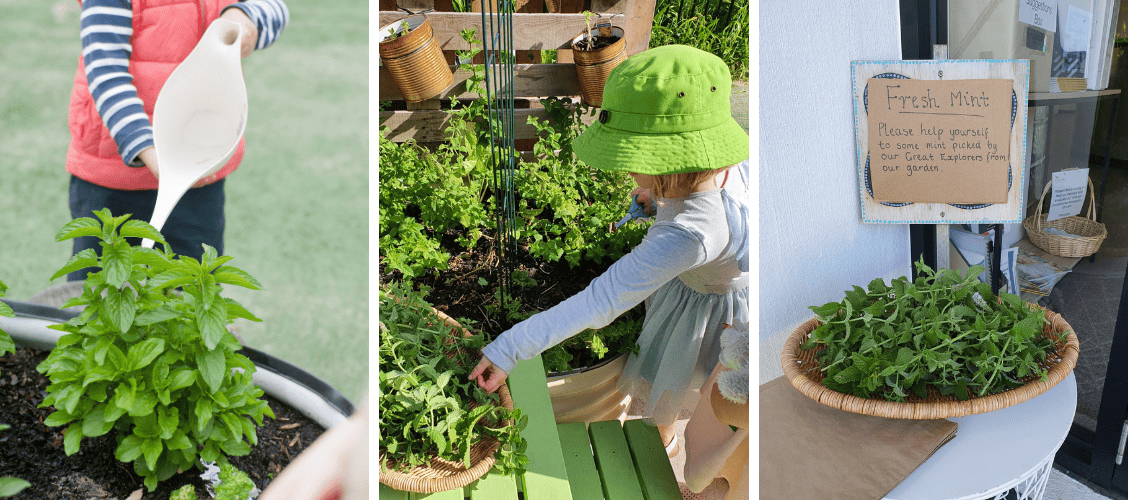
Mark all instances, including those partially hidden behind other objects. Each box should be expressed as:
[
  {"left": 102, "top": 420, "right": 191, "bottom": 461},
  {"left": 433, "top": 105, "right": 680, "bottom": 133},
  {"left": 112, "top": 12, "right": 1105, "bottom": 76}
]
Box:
[{"left": 66, "top": 0, "right": 245, "bottom": 191}]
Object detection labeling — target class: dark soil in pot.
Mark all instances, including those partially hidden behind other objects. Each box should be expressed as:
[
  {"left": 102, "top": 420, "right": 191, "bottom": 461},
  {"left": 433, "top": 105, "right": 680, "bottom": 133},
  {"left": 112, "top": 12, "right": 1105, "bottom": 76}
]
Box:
[
  {"left": 574, "top": 34, "right": 620, "bottom": 52},
  {"left": 0, "top": 347, "right": 325, "bottom": 500},
  {"left": 380, "top": 227, "right": 619, "bottom": 337}
]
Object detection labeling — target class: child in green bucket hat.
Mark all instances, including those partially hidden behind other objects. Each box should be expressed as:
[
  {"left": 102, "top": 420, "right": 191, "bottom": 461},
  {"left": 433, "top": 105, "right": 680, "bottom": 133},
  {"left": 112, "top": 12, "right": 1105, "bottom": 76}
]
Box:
[{"left": 470, "top": 44, "right": 749, "bottom": 450}]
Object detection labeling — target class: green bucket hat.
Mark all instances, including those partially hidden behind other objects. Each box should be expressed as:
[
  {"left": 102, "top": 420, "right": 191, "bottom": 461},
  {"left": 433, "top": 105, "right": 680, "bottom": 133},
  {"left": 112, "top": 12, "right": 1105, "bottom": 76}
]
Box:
[{"left": 572, "top": 44, "right": 749, "bottom": 175}]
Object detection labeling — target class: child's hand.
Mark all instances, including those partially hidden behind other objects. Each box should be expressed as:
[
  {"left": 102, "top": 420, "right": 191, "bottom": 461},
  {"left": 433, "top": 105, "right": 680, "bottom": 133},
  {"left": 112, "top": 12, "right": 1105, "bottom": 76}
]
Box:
[
  {"left": 468, "top": 356, "right": 508, "bottom": 394},
  {"left": 630, "top": 187, "right": 656, "bottom": 216},
  {"left": 219, "top": 8, "right": 259, "bottom": 59},
  {"left": 137, "top": 147, "right": 160, "bottom": 179},
  {"left": 137, "top": 147, "right": 219, "bottom": 187}
]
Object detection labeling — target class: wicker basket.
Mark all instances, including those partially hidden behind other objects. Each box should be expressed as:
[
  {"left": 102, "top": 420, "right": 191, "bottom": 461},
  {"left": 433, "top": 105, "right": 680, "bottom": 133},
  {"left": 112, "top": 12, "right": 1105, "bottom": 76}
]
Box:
[
  {"left": 1023, "top": 175, "right": 1107, "bottom": 258},
  {"left": 780, "top": 304, "right": 1079, "bottom": 419},
  {"left": 379, "top": 308, "right": 515, "bottom": 493}
]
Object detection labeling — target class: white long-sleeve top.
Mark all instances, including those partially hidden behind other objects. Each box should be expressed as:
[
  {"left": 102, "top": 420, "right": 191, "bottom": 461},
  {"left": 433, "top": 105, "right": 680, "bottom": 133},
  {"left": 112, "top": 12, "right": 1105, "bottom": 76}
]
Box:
[{"left": 481, "top": 160, "right": 750, "bottom": 374}]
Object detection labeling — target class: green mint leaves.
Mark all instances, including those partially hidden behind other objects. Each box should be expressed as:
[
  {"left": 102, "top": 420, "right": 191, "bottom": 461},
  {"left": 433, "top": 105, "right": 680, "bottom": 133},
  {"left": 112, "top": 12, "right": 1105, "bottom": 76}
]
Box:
[
  {"left": 379, "top": 283, "right": 529, "bottom": 477},
  {"left": 36, "top": 209, "right": 272, "bottom": 492},
  {"left": 804, "top": 258, "right": 1069, "bottom": 402},
  {"left": 0, "top": 279, "right": 14, "bottom": 364}
]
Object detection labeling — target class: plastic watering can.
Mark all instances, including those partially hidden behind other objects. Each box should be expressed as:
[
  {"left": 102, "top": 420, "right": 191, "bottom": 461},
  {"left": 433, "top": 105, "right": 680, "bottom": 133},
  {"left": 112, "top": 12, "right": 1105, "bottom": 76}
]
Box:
[{"left": 142, "top": 18, "right": 247, "bottom": 248}]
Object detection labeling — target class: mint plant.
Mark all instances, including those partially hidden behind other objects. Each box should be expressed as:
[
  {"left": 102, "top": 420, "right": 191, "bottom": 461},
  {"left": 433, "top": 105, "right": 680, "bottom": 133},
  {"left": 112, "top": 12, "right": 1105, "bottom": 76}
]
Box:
[
  {"left": 36, "top": 209, "right": 273, "bottom": 492},
  {"left": 214, "top": 461, "right": 256, "bottom": 499},
  {"left": 518, "top": 97, "right": 648, "bottom": 267},
  {"left": 540, "top": 308, "right": 642, "bottom": 374},
  {"left": 803, "top": 258, "right": 1069, "bottom": 402},
  {"left": 379, "top": 283, "right": 528, "bottom": 476},
  {"left": 378, "top": 31, "right": 647, "bottom": 279}
]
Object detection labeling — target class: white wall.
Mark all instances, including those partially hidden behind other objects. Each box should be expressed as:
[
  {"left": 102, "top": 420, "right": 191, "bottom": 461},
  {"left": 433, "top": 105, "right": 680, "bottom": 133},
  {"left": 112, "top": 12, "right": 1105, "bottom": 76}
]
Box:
[{"left": 759, "top": 1, "right": 912, "bottom": 382}]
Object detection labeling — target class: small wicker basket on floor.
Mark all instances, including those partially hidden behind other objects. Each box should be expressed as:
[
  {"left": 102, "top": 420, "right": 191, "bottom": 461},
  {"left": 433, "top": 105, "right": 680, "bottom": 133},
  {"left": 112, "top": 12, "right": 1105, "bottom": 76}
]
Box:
[
  {"left": 781, "top": 304, "right": 1079, "bottom": 419},
  {"left": 1023, "top": 176, "right": 1107, "bottom": 258},
  {"left": 379, "top": 308, "right": 515, "bottom": 493}
]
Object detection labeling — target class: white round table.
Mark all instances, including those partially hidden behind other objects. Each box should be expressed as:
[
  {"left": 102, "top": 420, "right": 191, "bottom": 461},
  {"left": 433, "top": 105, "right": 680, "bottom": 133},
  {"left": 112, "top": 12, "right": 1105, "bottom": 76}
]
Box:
[{"left": 884, "top": 372, "right": 1077, "bottom": 500}]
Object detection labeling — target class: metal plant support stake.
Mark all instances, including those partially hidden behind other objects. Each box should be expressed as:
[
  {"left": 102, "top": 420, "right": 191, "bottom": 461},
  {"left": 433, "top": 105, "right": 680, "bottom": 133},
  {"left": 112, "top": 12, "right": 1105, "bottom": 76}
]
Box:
[{"left": 480, "top": 0, "right": 518, "bottom": 306}]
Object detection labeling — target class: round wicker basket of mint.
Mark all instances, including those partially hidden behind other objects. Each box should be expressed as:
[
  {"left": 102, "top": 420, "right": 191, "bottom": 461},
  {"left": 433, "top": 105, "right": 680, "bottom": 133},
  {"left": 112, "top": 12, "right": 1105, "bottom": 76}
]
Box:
[{"left": 781, "top": 258, "right": 1080, "bottom": 419}]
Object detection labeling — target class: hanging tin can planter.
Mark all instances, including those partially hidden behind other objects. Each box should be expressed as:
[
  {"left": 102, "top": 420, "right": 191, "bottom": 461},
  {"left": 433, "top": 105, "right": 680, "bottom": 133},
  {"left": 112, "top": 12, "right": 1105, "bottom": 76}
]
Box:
[
  {"left": 379, "top": 15, "right": 454, "bottom": 103},
  {"left": 570, "top": 21, "right": 626, "bottom": 107}
]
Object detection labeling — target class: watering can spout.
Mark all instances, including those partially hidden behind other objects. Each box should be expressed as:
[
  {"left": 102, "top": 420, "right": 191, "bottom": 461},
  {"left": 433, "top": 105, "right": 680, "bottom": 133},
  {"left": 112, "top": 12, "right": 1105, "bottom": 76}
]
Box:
[{"left": 141, "top": 18, "right": 249, "bottom": 249}]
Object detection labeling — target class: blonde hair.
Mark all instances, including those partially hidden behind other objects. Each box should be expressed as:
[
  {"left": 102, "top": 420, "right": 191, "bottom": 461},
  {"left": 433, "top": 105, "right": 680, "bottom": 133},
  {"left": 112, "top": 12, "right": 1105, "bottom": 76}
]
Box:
[{"left": 650, "top": 166, "right": 731, "bottom": 200}]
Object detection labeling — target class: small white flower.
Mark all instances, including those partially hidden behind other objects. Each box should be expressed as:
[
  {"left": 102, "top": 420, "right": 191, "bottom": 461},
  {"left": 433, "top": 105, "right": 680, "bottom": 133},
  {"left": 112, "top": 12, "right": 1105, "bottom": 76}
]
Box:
[{"left": 972, "top": 292, "right": 987, "bottom": 309}]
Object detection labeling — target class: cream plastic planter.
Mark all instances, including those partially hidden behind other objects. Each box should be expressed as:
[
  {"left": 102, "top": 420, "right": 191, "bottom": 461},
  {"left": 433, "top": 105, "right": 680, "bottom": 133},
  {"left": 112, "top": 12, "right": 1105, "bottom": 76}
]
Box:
[
  {"left": 0, "top": 298, "right": 354, "bottom": 429},
  {"left": 545, "top": 353, "right": 631, "bottom": 424}
]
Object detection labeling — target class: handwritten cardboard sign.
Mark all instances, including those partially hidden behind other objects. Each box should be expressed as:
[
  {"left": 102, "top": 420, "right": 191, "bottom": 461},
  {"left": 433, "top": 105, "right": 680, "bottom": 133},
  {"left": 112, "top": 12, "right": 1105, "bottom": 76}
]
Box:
[
  {"left": 852, "top": 60, "right": 1028, "bottom": 225},
  {"left": 868, "top": 78, "right": 1013, "bottom": 204}
]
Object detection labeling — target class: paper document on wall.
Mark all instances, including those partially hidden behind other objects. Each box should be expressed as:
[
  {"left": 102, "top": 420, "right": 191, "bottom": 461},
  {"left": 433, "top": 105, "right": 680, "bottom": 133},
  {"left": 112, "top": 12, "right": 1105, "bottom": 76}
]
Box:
[
  {"left": 1047, "top": 168, "right": 1089, "bottom": 222},
  {"left": 1060, "top": 4, "right": 1092, "bottom": 53}
]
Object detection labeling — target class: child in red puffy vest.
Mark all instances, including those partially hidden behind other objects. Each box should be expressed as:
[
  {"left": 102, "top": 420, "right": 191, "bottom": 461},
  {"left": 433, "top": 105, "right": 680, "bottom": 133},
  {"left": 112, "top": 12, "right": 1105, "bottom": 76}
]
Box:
[{"left": 65, "top": 0, "right": 288, "bottom": 280}]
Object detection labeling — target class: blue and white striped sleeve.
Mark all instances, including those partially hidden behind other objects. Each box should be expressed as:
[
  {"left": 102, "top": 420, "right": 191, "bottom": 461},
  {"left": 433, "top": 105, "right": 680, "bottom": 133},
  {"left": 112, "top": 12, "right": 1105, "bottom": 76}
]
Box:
[
  {"left": 81, "top": 0, "right": 152, "bottom": 167},
  {"left": 223, "top": 0, "right": 290, "bottom": 49}
]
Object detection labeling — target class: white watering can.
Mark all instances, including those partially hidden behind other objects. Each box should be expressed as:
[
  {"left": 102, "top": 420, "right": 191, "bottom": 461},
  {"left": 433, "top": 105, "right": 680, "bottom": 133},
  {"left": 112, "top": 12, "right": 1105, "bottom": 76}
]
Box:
[{"left": 143, "top": 18, "right": 247, "bottom": 248}]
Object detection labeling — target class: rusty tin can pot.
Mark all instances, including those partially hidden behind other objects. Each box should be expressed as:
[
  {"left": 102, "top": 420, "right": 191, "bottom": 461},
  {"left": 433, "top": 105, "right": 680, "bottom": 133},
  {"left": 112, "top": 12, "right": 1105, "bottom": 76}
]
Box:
[{"left": 379, "top": 16, "right": 454, "bottom": 103}]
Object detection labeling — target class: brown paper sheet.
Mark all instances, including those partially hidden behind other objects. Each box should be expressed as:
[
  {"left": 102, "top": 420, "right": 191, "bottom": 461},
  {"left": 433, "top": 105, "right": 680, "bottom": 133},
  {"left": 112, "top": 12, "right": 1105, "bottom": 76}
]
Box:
[
  {"left": 759, "top": 376, "right": 958, "bottom": 500},
  {"left": 867, "top": 78, "right": 1012, "bottom": 204}
]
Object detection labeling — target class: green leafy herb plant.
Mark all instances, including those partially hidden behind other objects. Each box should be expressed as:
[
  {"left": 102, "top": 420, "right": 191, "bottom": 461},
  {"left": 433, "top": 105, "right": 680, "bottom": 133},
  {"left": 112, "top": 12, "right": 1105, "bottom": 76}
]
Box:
[
  {"left": 36, "top": 209, "right": 273, "bottom": 491},
  {"left": 378, "top": 30, "right": 647, "bottom": 278},
  {"left": 541, "top": 305, "right": 643, "bottom": 374},
  {"left": 378, "top": 283, "right": 528, "bottom": 477},
  {"left": 168, "top": 462, "right": 255, "bottom": 500},
  {"left": 803, "top": 258, "right": 1069, "bottom": 402}
]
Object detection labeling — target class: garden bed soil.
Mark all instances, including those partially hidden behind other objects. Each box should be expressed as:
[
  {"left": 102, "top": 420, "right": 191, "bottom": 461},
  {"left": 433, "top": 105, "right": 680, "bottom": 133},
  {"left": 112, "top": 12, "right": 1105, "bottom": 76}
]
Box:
[
  {"left": 0, "top": 347, "right": 325, "bottom": 500},
  {"left": 380, "top": 227, "right": 619, "bottom": 337}
]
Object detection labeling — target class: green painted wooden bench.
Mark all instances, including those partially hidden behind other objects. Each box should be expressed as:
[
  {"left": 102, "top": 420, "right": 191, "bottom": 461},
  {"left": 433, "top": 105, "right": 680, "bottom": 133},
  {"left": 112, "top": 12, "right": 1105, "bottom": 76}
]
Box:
[{"left": 379, "top": 355, "right": 682, "bottom": 500}]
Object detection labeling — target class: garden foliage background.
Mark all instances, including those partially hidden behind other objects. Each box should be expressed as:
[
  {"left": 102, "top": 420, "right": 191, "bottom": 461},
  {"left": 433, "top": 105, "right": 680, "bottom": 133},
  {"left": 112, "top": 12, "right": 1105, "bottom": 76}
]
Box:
[{"left": 0, "top": 0, "right": 369, "bottom": 404}]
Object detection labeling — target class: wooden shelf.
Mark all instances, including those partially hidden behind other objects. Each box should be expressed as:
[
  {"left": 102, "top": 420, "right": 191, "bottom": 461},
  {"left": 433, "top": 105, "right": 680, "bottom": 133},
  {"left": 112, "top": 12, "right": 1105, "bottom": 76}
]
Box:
[{"left": 1028, "top": 89, "right": 1122, "bottom": 102}]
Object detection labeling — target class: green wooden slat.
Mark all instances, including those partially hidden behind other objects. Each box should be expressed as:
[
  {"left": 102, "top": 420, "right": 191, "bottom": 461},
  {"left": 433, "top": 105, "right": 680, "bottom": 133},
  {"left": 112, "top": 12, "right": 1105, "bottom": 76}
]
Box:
[
  {"left": 379, "top": 483, "right": 410, "bottom": 500},
  {"left": 409, "top": 487, "right": 466, "bottom": 500},
  {"left": 507, "top": 355, "right": 574, "bottom": 500},
  {"left": 468, "top": 472, "right": 520, "bottom": 499},
  {"left": 589, "top": 421, "right": 645, "bottom": 500},
  {"left": 557, "top": 422, "right": 605, "bottom": 500},
  {"left": 622, "top": 420, "right": 681, "bottom": 500}
]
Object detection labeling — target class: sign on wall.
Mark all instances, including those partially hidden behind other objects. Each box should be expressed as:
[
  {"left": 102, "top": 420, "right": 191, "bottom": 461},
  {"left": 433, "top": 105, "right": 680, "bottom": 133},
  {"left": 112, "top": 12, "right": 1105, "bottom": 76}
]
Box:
[{"left": 852, "top": 60, "right": 1030, "bottom": 224}]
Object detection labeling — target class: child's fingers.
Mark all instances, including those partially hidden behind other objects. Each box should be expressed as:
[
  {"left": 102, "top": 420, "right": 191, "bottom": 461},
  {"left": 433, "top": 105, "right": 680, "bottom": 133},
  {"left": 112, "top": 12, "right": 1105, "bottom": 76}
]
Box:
[
  {"left": 468, "top": 356, "right": 491, "bottom": 381},
  {"left": 484, "top": 370, "right": 508, "bottom": 394}
]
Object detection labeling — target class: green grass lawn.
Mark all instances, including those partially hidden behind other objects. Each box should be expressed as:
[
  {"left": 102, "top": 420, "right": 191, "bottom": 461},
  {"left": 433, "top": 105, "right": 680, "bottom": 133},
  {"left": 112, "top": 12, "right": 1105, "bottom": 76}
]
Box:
[{"left": 0, "top": 0, "right": 369, "bottom": 405}]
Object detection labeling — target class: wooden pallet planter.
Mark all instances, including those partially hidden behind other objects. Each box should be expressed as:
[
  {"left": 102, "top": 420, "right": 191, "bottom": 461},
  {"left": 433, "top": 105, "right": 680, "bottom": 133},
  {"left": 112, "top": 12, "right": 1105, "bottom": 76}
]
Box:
[{"left": 378, "top": 0, "right": 656, "bottom": 151}]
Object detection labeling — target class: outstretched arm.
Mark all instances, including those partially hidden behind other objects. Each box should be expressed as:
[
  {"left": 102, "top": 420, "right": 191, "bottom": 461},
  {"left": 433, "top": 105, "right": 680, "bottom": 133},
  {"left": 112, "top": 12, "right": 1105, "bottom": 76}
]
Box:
[
  {"left": 476, "top": 224, "right": 707, "bottom": 379},
  {"left": 80, "top": 0, "right": 154, "bottom": 173}
]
